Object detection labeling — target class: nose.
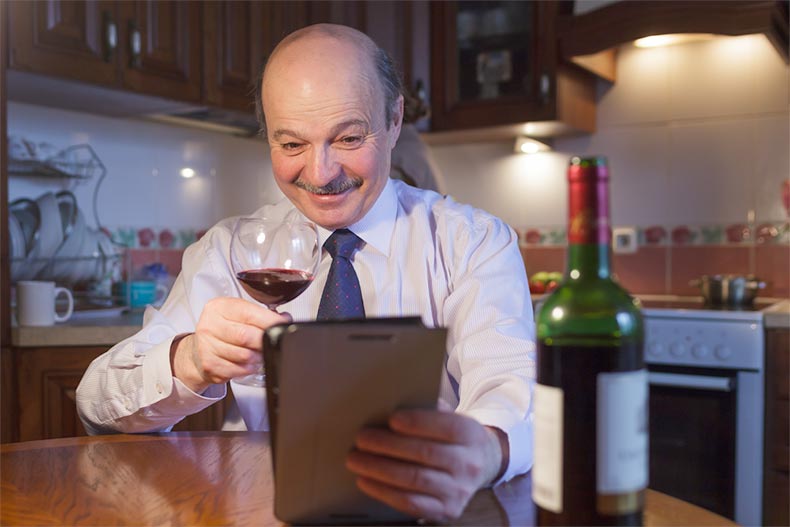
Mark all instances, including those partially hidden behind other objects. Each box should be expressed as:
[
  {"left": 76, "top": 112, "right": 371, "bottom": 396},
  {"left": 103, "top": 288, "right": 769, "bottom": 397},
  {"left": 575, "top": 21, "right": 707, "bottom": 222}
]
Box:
[{"left": 303, "top": 144, "right": 340, "bottom": 187}]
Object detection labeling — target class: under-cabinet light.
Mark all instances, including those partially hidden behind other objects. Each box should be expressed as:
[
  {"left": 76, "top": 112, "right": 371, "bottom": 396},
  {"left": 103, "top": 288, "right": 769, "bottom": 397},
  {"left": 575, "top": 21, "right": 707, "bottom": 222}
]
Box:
[
  {"left": 634, "top": 33, "right": 716, "bottom": 48},
  {"left": 515, "top": 136, "right": 551, "bottom": 155}
]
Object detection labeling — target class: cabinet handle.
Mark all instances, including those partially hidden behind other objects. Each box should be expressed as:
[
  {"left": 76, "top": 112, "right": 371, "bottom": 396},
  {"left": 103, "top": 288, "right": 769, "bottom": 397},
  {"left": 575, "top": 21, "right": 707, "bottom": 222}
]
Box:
[
  {"left": 128, "top": 21, "right": 142, "bottom": 67},
  {"left": 102, "top": 11, "right": 117, "bottom": 62},
  {"left": 648, "top": 372, "right": 734, "bottom": 392},
  {"left": 539, "top": 73, "right": 551, "bottom": 104}
]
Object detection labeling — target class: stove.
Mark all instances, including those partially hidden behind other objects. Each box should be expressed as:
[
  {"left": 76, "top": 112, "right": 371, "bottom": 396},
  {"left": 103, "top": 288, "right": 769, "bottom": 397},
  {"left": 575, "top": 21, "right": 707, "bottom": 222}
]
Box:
[{"left": 640, "top": 298, "right": 764, "bottom": 526}]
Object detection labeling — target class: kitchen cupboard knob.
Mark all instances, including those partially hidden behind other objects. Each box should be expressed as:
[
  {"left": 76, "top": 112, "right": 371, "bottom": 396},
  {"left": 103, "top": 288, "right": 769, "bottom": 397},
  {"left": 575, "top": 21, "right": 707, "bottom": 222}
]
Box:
[
  {"left": 102, "top": 11, "right": 117, "bottom": 62},
  {"left": 647, "top": 341, "right": 665, "bottom": 356},
  {"left": 714, "top": 345, "right": 732, "bottom": 360},
  {"left": 691, "top": 343, "right": 710, "bottom": 358},
  {"left": 129, "top": 21, "right": 142, "bottom": 67},
  {"left": 670, "top": 342, "right": 686, "bottom": 357}
]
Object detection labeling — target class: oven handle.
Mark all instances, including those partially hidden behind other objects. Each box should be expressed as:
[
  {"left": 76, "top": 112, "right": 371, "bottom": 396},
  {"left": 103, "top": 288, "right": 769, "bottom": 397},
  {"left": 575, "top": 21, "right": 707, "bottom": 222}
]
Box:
[{"left": 648, "top": 372, "right": 733, "bottom": 392}]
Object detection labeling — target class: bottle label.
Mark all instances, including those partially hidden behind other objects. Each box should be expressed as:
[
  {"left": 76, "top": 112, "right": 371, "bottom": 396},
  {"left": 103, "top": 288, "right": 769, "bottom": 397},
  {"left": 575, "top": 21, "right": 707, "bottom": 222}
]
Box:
[
  {"left": 532, "top": 383, "right": 564, "bottom": 513},
  {"left": 596, "top": 369, "right": 648, "bottom": 495}
]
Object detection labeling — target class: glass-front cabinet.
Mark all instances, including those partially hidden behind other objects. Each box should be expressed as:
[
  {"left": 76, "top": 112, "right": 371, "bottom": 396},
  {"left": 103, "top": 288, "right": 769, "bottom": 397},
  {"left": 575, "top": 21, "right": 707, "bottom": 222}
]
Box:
[{"left": 430, "top": 1, "right": 594, "bottom": 135}]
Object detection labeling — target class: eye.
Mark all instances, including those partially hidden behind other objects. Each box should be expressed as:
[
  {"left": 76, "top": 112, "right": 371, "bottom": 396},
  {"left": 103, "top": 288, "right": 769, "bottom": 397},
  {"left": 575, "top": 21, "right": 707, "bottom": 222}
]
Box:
[
  {"left": 339, "top": 136, "right": 363, "bottom": 147},
  {"left": 281, "top": 142, "right": 303, "bottom": 152}
]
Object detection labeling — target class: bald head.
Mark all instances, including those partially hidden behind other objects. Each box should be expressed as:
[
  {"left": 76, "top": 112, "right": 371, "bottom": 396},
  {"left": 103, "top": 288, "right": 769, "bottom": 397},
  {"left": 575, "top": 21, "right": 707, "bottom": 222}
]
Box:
[{"left": 255, "top": 24, "right": 402, "bottom": 138}]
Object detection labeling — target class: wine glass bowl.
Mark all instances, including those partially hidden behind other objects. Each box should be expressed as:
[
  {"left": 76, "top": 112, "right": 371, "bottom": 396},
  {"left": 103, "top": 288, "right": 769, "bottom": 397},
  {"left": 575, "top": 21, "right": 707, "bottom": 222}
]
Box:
[
  {"left": 230, "top": 217, "right": 320, "bottom": 310},
  {"left": 229, "top": 216, "right": 320, "bottom": 391}
]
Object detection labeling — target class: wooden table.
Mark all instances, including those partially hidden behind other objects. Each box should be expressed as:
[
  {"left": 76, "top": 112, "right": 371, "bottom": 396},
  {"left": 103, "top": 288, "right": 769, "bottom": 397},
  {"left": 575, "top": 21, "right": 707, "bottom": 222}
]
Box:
[{"left": 1, "top": 432, "right": 737, "bottom": 526}]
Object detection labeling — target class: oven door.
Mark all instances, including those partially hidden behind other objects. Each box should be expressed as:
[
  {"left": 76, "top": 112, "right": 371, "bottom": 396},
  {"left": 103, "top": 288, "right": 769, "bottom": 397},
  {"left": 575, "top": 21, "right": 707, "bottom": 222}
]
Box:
[{"left": 647, "top": 368, "right": 737, "bottom": 520}]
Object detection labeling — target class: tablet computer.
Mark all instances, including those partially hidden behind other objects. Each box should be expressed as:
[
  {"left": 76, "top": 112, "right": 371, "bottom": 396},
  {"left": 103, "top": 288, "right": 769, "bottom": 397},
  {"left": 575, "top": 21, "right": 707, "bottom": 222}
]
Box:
[{"left": 263, "top": 317, "right": 447, "bottom": 525}]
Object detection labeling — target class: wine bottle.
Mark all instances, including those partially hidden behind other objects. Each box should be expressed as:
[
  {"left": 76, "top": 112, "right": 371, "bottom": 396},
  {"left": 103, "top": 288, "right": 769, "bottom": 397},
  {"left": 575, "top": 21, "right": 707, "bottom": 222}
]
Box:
[{"left": 532, "top": 156, "right": 647, "bottom": 526}]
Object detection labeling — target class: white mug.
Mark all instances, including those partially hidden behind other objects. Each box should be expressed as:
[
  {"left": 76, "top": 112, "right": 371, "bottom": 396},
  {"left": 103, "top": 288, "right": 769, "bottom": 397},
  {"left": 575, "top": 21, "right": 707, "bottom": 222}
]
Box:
[{"left": 16, "top": 281, "right": 74, "bottom": 326}]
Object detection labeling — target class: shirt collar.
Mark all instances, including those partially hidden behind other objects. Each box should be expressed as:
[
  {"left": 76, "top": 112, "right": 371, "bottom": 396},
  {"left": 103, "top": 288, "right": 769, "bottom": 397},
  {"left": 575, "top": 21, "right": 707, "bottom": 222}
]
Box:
[{"left": 316, "top": 177, "right": 397, "bottom": 257}]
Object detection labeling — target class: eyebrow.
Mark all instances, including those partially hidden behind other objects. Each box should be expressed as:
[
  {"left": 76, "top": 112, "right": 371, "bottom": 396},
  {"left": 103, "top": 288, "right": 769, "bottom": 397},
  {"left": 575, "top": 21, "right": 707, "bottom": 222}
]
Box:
[{"left": 271, "top": 119, "right": 369, "bottom": 142}]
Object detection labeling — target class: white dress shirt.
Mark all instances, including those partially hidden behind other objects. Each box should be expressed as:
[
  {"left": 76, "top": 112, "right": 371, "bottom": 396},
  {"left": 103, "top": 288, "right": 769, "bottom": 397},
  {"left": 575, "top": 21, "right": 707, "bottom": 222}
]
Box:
[{"left": 76, "top": 178, "right": 536, "bottom": 482}]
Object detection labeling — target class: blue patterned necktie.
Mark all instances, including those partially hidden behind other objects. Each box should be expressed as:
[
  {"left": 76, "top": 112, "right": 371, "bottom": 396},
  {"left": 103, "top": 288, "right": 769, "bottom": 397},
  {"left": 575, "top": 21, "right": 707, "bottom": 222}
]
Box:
[{"left": 317, "top": 229, "right": 365, "bottom": 320}]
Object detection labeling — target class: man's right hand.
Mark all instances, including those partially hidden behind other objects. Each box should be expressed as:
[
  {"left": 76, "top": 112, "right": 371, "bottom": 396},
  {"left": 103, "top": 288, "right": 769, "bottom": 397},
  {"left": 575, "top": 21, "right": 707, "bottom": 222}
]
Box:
[{"left": 170, "top": 297, "right": 291, "bottom": 393}]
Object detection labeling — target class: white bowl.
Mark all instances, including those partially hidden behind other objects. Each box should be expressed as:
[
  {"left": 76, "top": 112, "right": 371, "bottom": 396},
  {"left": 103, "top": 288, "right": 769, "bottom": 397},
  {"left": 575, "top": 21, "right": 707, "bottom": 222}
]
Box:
[{"left": 10, "top": 198, "right": 39, "bottom": 257}]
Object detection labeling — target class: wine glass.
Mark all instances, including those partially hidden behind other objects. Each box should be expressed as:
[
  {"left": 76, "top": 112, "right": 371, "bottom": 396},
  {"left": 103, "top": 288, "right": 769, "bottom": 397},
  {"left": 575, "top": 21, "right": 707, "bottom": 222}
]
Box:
[{"left": 230, "top": 216, "right": 320, "bottom": 389}]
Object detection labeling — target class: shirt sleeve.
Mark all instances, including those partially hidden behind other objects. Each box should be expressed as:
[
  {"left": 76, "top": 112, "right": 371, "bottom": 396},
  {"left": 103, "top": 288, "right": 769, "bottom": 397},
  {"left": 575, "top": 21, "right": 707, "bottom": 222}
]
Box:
[
  {"left": 76, "top": 224, "right": 237, "bottom": 434},
  {"left": 441, "top": 211, "right": 536, "bottom": 484}
]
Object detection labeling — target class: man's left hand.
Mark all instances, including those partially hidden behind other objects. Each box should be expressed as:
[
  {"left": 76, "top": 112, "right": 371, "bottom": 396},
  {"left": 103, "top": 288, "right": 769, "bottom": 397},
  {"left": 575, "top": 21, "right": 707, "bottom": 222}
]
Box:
[{"left": 345, "top": 409, "right": 504, "bottom": 522}]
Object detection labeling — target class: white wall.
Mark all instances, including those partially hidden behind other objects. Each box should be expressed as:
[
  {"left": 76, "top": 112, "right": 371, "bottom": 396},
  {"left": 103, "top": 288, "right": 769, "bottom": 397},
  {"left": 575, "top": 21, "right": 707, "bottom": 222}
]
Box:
[{"left": 432, "top": 34, "right": 790, "bottom": 232}]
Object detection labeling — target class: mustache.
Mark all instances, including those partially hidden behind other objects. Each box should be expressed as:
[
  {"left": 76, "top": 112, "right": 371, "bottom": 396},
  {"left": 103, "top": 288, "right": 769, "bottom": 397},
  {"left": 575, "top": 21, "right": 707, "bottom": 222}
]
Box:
[{"left": 294, "top": 176, "right": 363, "bottom": 195}]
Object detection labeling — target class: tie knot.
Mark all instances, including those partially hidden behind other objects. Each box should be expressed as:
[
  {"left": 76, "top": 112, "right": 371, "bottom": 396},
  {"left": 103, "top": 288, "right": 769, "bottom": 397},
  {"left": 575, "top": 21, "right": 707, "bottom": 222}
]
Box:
[{"left": 324, "top": 229, "right": 362, "bottom": 260}]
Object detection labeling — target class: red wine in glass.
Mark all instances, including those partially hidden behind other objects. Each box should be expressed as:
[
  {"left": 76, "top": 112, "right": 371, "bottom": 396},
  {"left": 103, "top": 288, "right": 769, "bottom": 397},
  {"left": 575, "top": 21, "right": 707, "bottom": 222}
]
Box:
[{"left": 236, "top": 268, "right": 314, "bottom": 308}]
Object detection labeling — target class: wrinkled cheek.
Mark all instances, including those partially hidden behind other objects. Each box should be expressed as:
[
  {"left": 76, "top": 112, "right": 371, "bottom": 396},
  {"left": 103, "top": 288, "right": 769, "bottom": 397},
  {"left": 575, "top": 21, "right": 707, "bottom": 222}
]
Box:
[{"left": 271, "top": 155, "right": 302, "bottom": 186}]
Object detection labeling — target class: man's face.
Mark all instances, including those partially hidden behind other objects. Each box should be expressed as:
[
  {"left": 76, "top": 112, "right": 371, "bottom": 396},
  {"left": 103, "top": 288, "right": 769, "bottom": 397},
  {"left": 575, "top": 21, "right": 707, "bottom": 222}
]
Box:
[{"left": 262, "top": 36, "right": 402, "bottom": 230}]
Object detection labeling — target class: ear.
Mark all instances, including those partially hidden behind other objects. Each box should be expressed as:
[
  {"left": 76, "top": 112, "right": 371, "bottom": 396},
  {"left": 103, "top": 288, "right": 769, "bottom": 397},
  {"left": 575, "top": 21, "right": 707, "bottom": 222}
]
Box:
[{"left": 388, "top": 95, "right": 404, "bottom": 148}]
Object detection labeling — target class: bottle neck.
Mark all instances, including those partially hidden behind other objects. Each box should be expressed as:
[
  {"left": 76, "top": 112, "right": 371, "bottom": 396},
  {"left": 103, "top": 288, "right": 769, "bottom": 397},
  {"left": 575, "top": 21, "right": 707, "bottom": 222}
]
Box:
[
  {"left": 567, "top": 243, "right": 612, "bottom": 280},
  {"left": 567, "top": 170, "right": 612, "bottom": 281}
]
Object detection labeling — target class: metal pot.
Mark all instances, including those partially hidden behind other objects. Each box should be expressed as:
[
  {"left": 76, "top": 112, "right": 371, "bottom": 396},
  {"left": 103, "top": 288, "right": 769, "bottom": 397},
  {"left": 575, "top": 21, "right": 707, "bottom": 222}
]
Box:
[{"left": 689, "top": 274, "right": 766, "bottom": 306}]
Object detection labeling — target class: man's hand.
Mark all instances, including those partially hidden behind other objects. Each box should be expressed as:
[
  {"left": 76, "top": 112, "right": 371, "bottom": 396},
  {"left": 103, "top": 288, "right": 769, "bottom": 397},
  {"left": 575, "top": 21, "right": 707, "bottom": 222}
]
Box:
[
  {"left": 171, "top": 297, "right": 291, "bottom": 393},
  {"left": 345, "top": 409, "right": 504, "bottom": 522}
]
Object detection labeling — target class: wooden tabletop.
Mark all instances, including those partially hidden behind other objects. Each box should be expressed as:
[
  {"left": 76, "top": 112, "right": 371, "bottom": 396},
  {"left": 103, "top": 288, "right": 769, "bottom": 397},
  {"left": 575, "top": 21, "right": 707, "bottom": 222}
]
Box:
[{"left": 1, "top": 432, "right": 737, "bottom": 526}]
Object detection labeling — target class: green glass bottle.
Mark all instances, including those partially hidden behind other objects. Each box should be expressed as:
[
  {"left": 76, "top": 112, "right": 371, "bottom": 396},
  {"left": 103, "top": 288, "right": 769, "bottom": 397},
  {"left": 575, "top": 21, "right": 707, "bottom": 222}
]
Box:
[{"left": 532, "top": 156, "right": 647, "bottom": 526}]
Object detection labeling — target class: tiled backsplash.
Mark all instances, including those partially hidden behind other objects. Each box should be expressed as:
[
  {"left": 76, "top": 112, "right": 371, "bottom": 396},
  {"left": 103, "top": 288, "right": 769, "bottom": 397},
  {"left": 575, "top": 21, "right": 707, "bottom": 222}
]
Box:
[{"left": 520, "top": 221, "right": 790, "bottom": 298}]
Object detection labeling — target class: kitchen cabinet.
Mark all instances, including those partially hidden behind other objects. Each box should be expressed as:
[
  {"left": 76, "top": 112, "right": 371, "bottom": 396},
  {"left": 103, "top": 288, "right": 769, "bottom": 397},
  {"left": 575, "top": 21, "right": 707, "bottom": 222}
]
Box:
[
  {"left": 203, "top": 1, "right": 416, "bottom": 118},
  {"left": 764, "top": 327, "right": 789, "bottom": 526},
  {"left": 5, "top": 345, "right": 231, "bottom": 443},
  {"left": 428, "top": 1, "right": 595, "bottom": 135},
  {"left": 8, "top": 0, "right": 202, "bottom": 104}
]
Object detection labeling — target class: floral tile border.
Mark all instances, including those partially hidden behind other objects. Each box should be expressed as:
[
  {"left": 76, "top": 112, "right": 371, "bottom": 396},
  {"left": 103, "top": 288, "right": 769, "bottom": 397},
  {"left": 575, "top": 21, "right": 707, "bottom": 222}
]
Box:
[
  {"left": 109, "top": 226, "right": 210, "bottom": 249},
  {"left": 517, "top": 221, "right": 789, "bottom": 248}
]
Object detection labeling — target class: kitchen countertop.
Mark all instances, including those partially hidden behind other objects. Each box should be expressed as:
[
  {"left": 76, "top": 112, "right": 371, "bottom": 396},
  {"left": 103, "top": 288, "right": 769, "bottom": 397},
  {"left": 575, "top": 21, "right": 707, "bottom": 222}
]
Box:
[
  {"left": 11, "top": 311, "right": 144, "bottom": 347},
  {"left": 12, "top": 296, "right": 790, "bottom": 347},
  {"left": 763, "top": 299, "right": 790, "bottom": 329}
]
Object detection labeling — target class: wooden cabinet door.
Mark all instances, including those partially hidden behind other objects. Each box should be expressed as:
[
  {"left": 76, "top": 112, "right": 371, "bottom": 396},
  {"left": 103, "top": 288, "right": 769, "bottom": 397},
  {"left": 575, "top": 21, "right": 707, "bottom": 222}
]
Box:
[
  {"left": 119, "top": 0, "right": 202, "bottom": 103},
  {"left": 203, "top": 1, "right": 267, "bottom": 114},
  {"left": 429, "top": 0, "right": 559, "bottom": 131},
  {"left": 7, "top": 0, "right": 119, "bottom": 86},
  {"left": 14, "top": 346, "right": 229, "bottom": 442},
  {"left": 15, "top": 346, "right": 102, "bottom": 442}
]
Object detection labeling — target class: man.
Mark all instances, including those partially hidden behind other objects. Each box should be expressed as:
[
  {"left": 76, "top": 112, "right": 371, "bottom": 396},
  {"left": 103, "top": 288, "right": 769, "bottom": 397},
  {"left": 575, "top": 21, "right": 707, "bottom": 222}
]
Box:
[{"left": 76, "top": 24, "right": 535, "bottom": 522}]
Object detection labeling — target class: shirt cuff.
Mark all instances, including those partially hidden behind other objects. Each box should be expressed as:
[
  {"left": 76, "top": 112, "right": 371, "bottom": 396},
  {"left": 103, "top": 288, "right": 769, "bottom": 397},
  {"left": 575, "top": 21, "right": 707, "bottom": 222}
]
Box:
[
  {"left": 141, "top": 336, "right": 226, "bottom": 416},
  {"left": 464, "top": 407, "right": 534, "bottom": 485}
]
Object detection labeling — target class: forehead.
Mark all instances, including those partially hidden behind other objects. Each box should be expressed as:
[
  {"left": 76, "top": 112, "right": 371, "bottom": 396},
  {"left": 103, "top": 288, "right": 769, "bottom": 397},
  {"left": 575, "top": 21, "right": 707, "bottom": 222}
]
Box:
[{"left": 262, "top": 34, "right": 384, "bottom": 132}]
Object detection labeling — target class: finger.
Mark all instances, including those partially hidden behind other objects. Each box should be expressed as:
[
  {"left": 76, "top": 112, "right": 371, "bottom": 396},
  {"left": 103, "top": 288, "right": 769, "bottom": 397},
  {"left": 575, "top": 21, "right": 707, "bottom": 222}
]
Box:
[
  {"left": 354, "top": 477, "right": 450, "bottom": 523},
  {"left": 210, "top": 319, "right": 266, "bottom": 351},
  {"left": 207, "top": 297, "right": 288, "bottom": 329},
  {"left": 346, "top": 450, "right": 458, "bottom": 499},
  {"left": 354, "top": 428, "right": 459, "bottom": 471},
  {"left": 192, "top": 340, "right": 261, "bottom": 383},
  {"left": 389, "top": 409, "right": 482, "bottom": 445}
]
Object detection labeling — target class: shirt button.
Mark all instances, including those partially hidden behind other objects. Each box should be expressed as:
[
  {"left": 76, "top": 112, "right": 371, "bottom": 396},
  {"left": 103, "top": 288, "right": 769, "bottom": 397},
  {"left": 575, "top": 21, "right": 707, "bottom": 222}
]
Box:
[{"left": 156, "top": 382, "right": 164, "bottom": 394}]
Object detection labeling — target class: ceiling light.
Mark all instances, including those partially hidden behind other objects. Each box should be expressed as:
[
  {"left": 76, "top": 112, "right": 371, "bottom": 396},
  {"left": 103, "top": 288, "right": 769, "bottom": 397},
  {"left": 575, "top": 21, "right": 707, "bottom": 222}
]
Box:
[
  {"left": 180, "top": 167, "right": 196, "bottom": 178},
  {"left": 515, "top": 136, "right": 551, "bottom": 155},
  {"left": 634, "top": 33, "right": 717, "bottom": 48}
]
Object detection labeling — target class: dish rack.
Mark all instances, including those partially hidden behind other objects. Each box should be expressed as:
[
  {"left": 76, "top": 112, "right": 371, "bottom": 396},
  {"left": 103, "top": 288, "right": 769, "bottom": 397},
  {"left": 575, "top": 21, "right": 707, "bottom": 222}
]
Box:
[
  {"left": 8, "top": 144, "right": 106, "bottom": 180},
  {"left": 11, "top": 252, "right": 129, "bottom": 311}
]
